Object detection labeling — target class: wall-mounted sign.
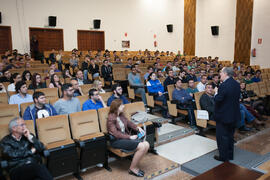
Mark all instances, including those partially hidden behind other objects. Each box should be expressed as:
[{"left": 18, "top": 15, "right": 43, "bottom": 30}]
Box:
[
  {"left": 258, "top": 38, "right": 262, "bottom": 44},
  {"left": 122, "top": 40, "right": 130, "bottom": 48}
]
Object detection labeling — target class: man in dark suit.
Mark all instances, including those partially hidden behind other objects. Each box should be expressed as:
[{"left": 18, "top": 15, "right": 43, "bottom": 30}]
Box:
[{"left": 214, "top": 67, "right": 240, "bottom": 162}]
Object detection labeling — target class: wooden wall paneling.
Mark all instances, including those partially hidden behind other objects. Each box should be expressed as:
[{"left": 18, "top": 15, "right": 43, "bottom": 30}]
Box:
[
  {"left": 77, "top": 30, "right": 105, "bottom": 51},
  {"left": 0, "top": 26, "right": 12, "bottom": 54},
  {"left": 29, "top": 27, "right": 64, "bottom": 53},
  {"left": 234, "top": 0, "right": 254, "bottom": 65},
  {"left": 184, "top": 0, "right": 196, "bottom": 56}
]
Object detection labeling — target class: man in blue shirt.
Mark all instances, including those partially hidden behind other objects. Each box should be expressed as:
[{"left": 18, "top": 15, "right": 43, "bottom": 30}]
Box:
[
  {"left": 107, "top": 84, "right": 129, "bottom": 106},
  {"left": 9, "top": 81, "right": 33, "bottom": 112},
  {"left": 128, "top": 65, "right": 147, "bottom": 105},
  {"left": 82, "top": 89, "right": 107, "bottom": 110},
  {"left": 172, "top": 78, "right": 196, "bottom": 129}
]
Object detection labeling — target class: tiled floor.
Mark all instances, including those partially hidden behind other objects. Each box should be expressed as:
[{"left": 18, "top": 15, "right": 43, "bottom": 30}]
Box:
[{"left": 156, "top": 134, "right": 217, "bottom": 165}]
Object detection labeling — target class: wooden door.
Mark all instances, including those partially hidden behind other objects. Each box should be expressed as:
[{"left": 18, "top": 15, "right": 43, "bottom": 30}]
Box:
[
  {"left": 77, "top": 30, "right": 104, "bottom": 51},
  {"left": 29, "top": 27, "right": 64, "bottom": 53},
  {"left": 0, "top": 26, "right": 12, "bottom": 54}
]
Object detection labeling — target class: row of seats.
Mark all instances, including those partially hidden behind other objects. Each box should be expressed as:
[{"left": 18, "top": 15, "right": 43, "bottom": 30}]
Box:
[
  {"left": 0, "top": 91, "right": 113, "bottom": 125},
  {"left": 0, "top": 101, "right": 152, "bottom": 178}
]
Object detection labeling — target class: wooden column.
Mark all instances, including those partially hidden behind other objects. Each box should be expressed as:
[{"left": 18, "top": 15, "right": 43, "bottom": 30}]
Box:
[
  {"left": 234, "top": 0, "right": 254, "bottom": 64},
  {"left": 184, "top": 0, "right": 196, "bottom": 56}
]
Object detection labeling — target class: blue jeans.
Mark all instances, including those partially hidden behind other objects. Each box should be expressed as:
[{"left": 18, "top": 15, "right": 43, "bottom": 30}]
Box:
[
  {"left": 134, "top": 88, "right": 147, "bottom": 105},
  {"left": 83, "top": 70, "right": 88, "bottom": 80},
  {"left": 238, "top": 103, "right": 255, "bottom": 128}
]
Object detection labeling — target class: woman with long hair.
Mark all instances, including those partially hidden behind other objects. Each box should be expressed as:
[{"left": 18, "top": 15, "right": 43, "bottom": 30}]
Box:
[
  {"left": 29, "top": 73, "right": 46, "bottom": 90},
  {"left": 49, "top": 74, "right": 62, "bottom": 88},
  {"left": 93, "top": 80, "right": 105, "bottom": 93},
  {"left": 107, "top": 99, "right": 149, "bottom": 177},
  {"left": 22, "top": 70, "right": 32, "bottom": 81},
  {"left": 7, "top": 73, "right": 22, "bottom": 92},
  {"left": 62, "top": 69, "right": 72, "bottom": 79}
]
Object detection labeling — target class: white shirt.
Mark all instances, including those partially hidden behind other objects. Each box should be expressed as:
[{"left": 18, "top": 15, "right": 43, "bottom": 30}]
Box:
[
  {"left": 197, "top": 82, "right": 206, "bottom": 92},
  {"left": 7, "top": 83, "right": 15, "bottom": 92}
]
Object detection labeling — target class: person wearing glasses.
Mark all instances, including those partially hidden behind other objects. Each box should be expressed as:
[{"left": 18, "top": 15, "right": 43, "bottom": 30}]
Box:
[
  {"left": 82, "top": 88, "right": 107, "bottom": 111},
  {"left": 53, "top": 83, "right": 81, "bottom": 115},
  {"left": 107, "top": 84, "right": 129, "bottom": 106},
  {"left": 0, "top": 117, "right": 53, "bottom": 180}
]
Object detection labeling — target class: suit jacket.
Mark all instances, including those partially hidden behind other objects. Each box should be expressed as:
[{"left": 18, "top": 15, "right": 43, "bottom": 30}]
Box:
[{"left": 214, "top": 77, "right": 240, "bottom": 124}]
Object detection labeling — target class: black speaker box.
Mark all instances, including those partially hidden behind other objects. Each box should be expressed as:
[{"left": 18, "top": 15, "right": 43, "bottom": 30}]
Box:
[
  {"left": 211, "top": 26, "right": 219, "bottom": 35},
  {"left": 0, "top": 12, "right": 2, "bottom": 24},
  {"left": 167, "top": 24, "right": 173, "bottom": 33},
  {"left": 49, "top": 16, "right": 56, "bottom": 26},
  {"left": 93, "top": 19, "right": 101, "bottom": 29}
]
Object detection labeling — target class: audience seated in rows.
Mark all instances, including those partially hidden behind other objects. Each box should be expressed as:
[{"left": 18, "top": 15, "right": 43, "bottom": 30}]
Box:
[
  {"left": 107, "top": 84, "right": 129, "bottom": 106},
  {"left": 128, "top": 65, "right": 147, "bottom": 105},
  {"left": 107, "top": 99, "right": 149, "bottom": 177},
  {"left": 9, "top": 81, "right": 33, "bottom": 111},
  {"left": 53, "top": 83, "right": 81, "bottom": 115},
  {"left": 0, "top": 117, "right": 53, "bottom": 180}
]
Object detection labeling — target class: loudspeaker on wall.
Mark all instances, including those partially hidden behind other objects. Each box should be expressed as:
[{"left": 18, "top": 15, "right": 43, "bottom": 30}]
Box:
[
  {"left": 49, "top": 16, "right": 56, "bottom": 26},
  {"left": 0, "top": 12, "right": 2, "bottom": 24},
  {"left": 211, "top": 26, "right": 219, "bottom": 36},
  {"left": 93, "top": 19, "right": 101, "bottom": 29},
  {"left": 167, "top": 24, "right": 173, "bottom": 33}
]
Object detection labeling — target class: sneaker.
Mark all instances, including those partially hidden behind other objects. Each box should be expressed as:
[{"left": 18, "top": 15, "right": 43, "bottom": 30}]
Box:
[{"left": 96, "top": 163, "right": 103, "bottom": 168}]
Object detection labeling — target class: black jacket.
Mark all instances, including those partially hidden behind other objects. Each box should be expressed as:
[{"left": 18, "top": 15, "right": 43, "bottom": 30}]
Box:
[
  {"left": 0, "top": 134, "right": 45, "bottom": 173},
  {"left": 101, "top": 65, "right": 112, "bottom": 80},
  {"left": 163, "top": 77, "right": 176, "bottom": 91},
  {"left": 89, "top": 64, "right": 99, "bottom": 75},
  {"left": 200, "top": 93, "right": 215, "bottom": 120}
]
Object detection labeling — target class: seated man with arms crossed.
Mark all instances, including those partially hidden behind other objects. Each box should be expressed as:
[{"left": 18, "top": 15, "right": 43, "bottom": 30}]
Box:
[
  {"left": 82, "top": 88, "right": 107, "bottom": 110},
  {"left": 172, "top": 78, "right": 197, "bottom": 129},
  {"left": 0, "top": 117, "right": 53, "bottom": 180}
]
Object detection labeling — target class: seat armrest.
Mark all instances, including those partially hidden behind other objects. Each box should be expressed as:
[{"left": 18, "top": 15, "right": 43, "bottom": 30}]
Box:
[
  {"left": 73, "top": 139, "right": 85, "bottom": 148},
  {"left": 171, "top": 100, "right": 178, "bottom": 104},
  {"left": 43, "top": 150, "right": 50, "bottom": 157}
]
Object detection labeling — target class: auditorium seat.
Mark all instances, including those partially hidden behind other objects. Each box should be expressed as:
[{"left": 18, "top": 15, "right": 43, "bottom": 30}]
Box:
[
  {"left": 80, "top": 84, "right": 93, "bottom": 95},
  {"left": 38, "top": 87, "right": 59, "bottom": 101},
  {"left": 69, "top": 110, "right": 110, "bottom": 171},
  {"left": 194, "top": 91, "right": 216, "bottom": 128},
  {"left": 97, "top": 107, "right": 134, "bottom": 158},
  {"left": 0, "top": 104, "right": 20, "bottom": 125},
  {"left": 166, "top": 84, "right": 188, "bottom": 124},
  {"left": 0, "top": 93, "right": 9, "bottom": 104},
  {"left": 76, "top": 95, "right": 88, "bottom": 108},
  {"left": 36, "top": 115, "right": 79, "bottom": 178},
  {"left": 100, "top": 92, "right": 113, "bottom": 104}
]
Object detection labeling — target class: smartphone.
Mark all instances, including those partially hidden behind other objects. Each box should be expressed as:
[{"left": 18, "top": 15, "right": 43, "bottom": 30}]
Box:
[{"left": 137, "top": 131, "right": 145, "bottom": 139}]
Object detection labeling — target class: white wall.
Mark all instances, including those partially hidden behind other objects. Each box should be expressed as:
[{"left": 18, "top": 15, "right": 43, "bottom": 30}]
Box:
[
  {"left": 0, "top": 0, "right": 184, "bottom": 53},
  {"left": 195, "top": 0, "right": 236, "bottom": 61},
  {"left": 251, "top": 0, "right": 270, "bottom": 68}
]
